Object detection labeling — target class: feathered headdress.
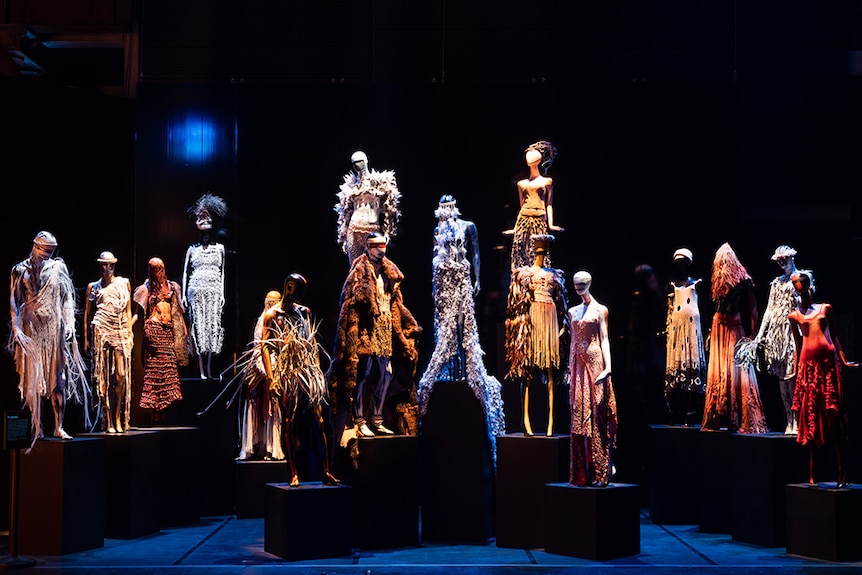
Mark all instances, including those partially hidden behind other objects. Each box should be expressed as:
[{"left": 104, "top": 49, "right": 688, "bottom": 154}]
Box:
[{"left": 188, "top": 193, "right": 228, "bottom": 219}]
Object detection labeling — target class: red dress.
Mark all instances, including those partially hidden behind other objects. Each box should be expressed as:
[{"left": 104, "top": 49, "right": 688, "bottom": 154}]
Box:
[{"left": 789, "top": 304, "right": 847, "bottom": 448}]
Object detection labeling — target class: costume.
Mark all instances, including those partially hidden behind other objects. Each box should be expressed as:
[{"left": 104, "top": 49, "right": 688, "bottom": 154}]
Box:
[
  {"left": 664, "top": 281, "right": 707, "bottom": 418},
  {"left": 505, "top": 265, "right": 568, "bottom": 380},
  {"left": 326, "top": 252, "right": 421, "bottom": 457},
  {"left": 417, "top": 200, "right": 505, "bottom": 464},
  {"left": 88, "top": 275, "right": 134, "bottom": 431},
  {"left": 183, "top": 242, "right": 226, "bottom": 356},
  {"left": 334, "top": 155, "right": 401, "bottom": 265},
  {"left": 236, "top": 293, "right": 284, "bottom": 460},
  {"left": 510, "top": 185, "right": 552, "bottom": 271},
  {"left": 9, "top": 254, "right": 91, "bottom": 443},
  {"left": 133, "top": 278, "right": 188, "bottom": 411},
  {"left": 789, "top": 304, "right": 847, "bottom": 449},
  {"left": 569, "top": 300, "right": 617, "bottom": 486},
  {"left": 701, "top": 279, "right": 768, "bottom": 433}
]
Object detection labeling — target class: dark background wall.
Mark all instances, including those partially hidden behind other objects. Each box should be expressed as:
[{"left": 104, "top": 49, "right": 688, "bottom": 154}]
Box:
[{"left": 1, "top": 0, "right": 861, "bottom": 520}]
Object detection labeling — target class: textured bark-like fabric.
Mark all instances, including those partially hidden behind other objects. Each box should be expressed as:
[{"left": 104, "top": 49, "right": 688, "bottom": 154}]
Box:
[{"left": 326, "top": 254, "right": 421, "bottom": 437}]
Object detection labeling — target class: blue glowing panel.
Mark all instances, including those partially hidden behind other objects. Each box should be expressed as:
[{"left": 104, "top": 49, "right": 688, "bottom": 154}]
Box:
[{"left": 167, "top": 113, "right": 219, "bottom": 165}]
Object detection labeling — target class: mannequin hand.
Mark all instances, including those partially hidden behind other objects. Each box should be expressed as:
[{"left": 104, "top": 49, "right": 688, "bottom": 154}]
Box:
[
  {"left": 549, "top": 224, "right": 565, "bottom": 232},
  {"left": 182, "top": 298, "right": 188, "bottom": 309},
  {"left": 845, "top": 361, "right": 859, "bottom": 368},
  {"left": 64, "top": 328, "right": 74, "bottom": 342},
  {"left": 473, "top": 280, "right": 481, "bottom": 297},
  {"left": 502, "top": 229, "right": 515, "bottom": 236}
]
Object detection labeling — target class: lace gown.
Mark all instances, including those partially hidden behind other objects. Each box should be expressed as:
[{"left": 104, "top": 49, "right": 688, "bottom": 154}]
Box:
[
  {"left": 569, "top": 301, "right": 617, "bottom": 486},
  {"left": 665, "top": 281, "right": 706, "bottom": 421},
  {"left": 185, "top": 243, "right": 225, "bottom": 356}
]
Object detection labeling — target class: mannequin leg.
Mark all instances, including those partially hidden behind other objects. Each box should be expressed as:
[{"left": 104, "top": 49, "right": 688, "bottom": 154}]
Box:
[
  {"left": 808, "top": 445, "right": 816, "bottom": 485},
  {"left": 780, "top": 376, "right": 797, "bottom": 435},
  {"left": 370, "top": 357, "right": 394, "bottom": 434},
  {"left": 546, "top": 368, "right": 554, "bottom": 436},
  {"left": 52, "top": 389, "right": 71, "bottom": 439},
  {"left": 522, "top": 378, "right": 533, "bottom": 436},
  {"left": 313, "top": 405, "right": 340, "bottom": 485},
  {"left": 284, "top": 417, "right": 299, "bottom": 486}
]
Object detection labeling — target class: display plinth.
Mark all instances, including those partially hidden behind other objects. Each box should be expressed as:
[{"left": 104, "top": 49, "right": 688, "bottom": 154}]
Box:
[
  {"left": 18, "top": 437, "right": 105, "bottom": 555},
  {"left": 496, "top": 433, "right": 569, "bottom": 549},
  {"left": 697, "top": 429, "right": 733, "bottom": 533},
  {"left": 353, "top": 434, "right": 419, "bottom": 549},
  {"left": 647, "top": 424, "right": 700, "bottom": 525},
  {"left": 234, "top": 459, "right": 292, "bottom": 518},
  {"left": 134, "top": 426, "right": 201, "bottom": 527},
  {"left": 264, "top": 482, "right": 353, "bottom": 561},
  {"left": 420, "top": 379, "right": 495, "bottom": 545},
  {"left": 731, "top": 433, "right": 808, "bottom": 547},
  {"left": 785, "top": 483, "right": 862, "bottom": 562},
  {"left": 544, "top": 482, "right": 640, "bottom": 560},
  {"left": 80, "top": 430, "right": 161, "bottom": 539}
]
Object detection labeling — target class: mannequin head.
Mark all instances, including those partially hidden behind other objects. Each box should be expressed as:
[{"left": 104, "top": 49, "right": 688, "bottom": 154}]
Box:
[
  {"left": 188, "top": 193, "right": 227, "bottom": 232},
  {"left": 366, "top": 232, "right": 387, "bottom": 263},
  {"left": 525, "top": 140, "right": 557, "bottom": 176},
  {"left": 351, "top": 150, "right": 368, "bottom": 176},
  {"left": 434, "top": 194, "right": 460, "bottom": 221},
  {"left": 282, "top": 273, "right": 307, "bottom": 305},
  {"left": 264, "top": 290, "right": 281, "bottom": 311},
  {"left": 97, "top": 251, "right": 117, "bottom": 275},
  {"left": 572, "top": 270, "right": 593, "bottom": 296},
  {"left": 147, "top": 257, "right": 168, "bottom": 289},
  {"left": 32, "top": 230, "right": 58, "bottom": 261},
  {"left": 771, "top": 245, "right": 797, "bottom": 275},
  {"left": 791, "top": 271, "right": 812, "bottom": 298}
]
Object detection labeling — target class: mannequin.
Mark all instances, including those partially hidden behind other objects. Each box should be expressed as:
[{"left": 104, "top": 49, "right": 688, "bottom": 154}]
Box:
[
  {"left": 504, "top": 140, "right": 563, "bottom": 271},
  {"left": 237, "top": 290, "right": 284, "bottom": 460},
  {"left": 756, "top": 245, "right": 811, "bottom": 435},
  {"left": 327, "top": 232, "right": 422, "bottom": 456},
  {"left": 788, "top": 271, "right": 857, "bottom": 487},
  {"left": 417, "top": 195, "right": 505, "bottom": 463},
  {"left": 701, "top": 243, "right": 767, "bottom": 433},
  {"left": 664, "top": 248, "right": 706, "bottom": 425},
  {"left": 260, "top": 274, "right": 339, "bottom": 486},
  {"left": 84, "top": 251, "right": 136, "bottom": 433},
  {"left": 505, "top": 234, "right": 569, "bottom": 436},
  {"left": 9, "top": 231, "right": 91, "bottom": 443},
  {"left": 335, "top": 150, "right": 402, "bottom": 265},
  {"left": 182, "top": 193, "right": 227, "bottom": 380},
  {"left": 134, "top": 257, "right": 189, "bottom": 421},
  {"left": 568, "top": 270, "right": 617, "bottom": 487}
]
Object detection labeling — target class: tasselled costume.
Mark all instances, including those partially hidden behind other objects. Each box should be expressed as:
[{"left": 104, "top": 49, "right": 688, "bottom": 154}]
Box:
[{"left": 505, "top": 265, "right": 570, "bottom": 382}]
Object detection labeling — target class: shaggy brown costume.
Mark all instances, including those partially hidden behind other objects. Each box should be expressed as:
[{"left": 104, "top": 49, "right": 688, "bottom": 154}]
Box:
[{"left": 326, "top": 253, "right": 422, "bottom": 465}]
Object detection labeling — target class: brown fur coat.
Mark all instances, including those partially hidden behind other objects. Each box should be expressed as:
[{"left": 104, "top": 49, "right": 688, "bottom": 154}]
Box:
[{"left": 326, "top": 254, "right": 422, "bottom": 436}]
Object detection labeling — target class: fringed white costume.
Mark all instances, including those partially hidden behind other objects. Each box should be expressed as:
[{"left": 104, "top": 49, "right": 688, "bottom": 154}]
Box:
[
  {"left": 417, "top": 198, "right": 505, "bottom": 464},
  {"left": 9, "top": 245, "right": 92, "bottom": 445},
  {"left": 89, "top": 274, "right": 134, "bottom": 432},
  {"left": 334, "top": 151, "right": 401, "bottom": 265}
]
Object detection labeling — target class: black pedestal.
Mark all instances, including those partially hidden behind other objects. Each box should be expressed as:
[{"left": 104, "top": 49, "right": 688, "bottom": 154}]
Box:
[
  {"left": 785, "top": 483, "right": 862, "bottom": 562},
  {"left": 420, "top": 380, "right": 495, "bottom": 545},
  {"left": 80, "top": 430, "right": 161, "bottom": 539},
  {"left": 647, "top": 424, "right": 700, "bottom": 525},
  {"left": 353, "top": 435, "right": 420, "bottom": 549},
  {"left": 544, "top": 482, "right": 640, "bottom": 560},
  {"left": 18, "top": 438, "right": 105, "bottom": 555},
  {"left": 234, "top": 459, "right": 292, "bottom": 518},
  {"left": 135, "top": 426, "right": 201, "bottom": 527},
  {"left": 264, "top": 482, "right": 353, "bottom": 561},
  {"left": 496, "top": 434, "right": 569, "bottom": 549},
  {"left": 697, "top": 430, "right": 733, "bottom": 533},
  {"left": 731, "top": 433, "right": 809, "bottom": 547}
]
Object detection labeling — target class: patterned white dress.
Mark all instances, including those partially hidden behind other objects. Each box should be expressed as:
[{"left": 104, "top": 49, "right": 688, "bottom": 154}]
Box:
[
  {"left": 184, "top": 242, "right": 225, "bottom": 356},
  {"left": 665, "top": 280, "right": 707, "bottom": 400}
]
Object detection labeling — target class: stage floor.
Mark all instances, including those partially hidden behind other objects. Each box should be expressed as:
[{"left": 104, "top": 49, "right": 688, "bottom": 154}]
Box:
[{"left": 2, "top": 507, "right": 860, "bottom": 574}]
